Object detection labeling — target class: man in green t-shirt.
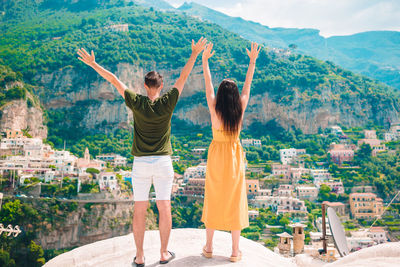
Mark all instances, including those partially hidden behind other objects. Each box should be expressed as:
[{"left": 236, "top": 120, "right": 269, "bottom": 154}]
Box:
[{"left": 77, "top": 37, "right": 207, "bottom": 266}]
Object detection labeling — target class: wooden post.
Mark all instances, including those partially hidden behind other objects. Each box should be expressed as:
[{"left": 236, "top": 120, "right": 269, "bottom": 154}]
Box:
[{"left": 321, "top": 203, "right": 327, "bottom": 254}]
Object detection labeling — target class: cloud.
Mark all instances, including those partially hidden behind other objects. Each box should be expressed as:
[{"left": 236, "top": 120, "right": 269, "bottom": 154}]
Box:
[{"left": 165, "top": 0, "right": 400, "bottom": 37}]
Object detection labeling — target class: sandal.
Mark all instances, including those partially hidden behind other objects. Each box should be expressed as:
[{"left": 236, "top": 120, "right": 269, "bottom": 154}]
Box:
[
  {"left": 230, "top": 251, "right": 242, "bottom": 262},
  {"left": 133, "top": 256, "right": 145, "bottom": 267},
  {"left": 202, "top": 246, "right": 213, "bottom": 258},
  {"left": 159, "top": 251, "right": 175, "bottom": 264}
]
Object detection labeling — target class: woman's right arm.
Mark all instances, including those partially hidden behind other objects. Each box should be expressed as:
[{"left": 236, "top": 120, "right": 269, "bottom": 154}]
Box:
[
  {"left": 77, "top": 48, "right": 127, "bottom": 98},
  {"left": 202, "top": 43, "right": 216, "bottom": 111},
  {"left": 241, "top": 42, "right": 261, "bottom": 110}
]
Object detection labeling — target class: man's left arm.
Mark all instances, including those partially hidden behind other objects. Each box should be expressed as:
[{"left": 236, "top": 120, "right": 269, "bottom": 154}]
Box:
[{"left": 173, "top": 37, "right": 207, "bottom": 95}]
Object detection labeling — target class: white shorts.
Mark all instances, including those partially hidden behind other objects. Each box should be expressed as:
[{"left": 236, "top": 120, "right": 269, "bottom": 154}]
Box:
[{"left": 132, "top": 155, "right": 174, "bottom": 201}]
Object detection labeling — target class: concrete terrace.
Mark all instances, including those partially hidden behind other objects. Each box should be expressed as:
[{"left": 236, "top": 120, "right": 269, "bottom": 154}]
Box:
[{"left": 44, "top": 229, "right": 400, "bottom": 267}]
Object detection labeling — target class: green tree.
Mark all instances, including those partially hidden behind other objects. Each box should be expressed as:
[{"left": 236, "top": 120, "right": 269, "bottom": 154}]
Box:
[{"left": 27, "top": 241, "right": 45, "bottom": 267}]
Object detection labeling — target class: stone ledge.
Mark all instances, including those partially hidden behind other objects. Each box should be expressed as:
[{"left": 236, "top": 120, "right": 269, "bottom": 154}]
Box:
[
  {"left": 44, "top": 228, "right": 400, "bottom": 267},
  {"left": 44, "top": 228, "right": 296, "bottom": 267}
]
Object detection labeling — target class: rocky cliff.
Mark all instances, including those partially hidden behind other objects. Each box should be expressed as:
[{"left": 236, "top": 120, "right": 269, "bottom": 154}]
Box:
[
  {"left": 0, "top": 98, "right": 48, "bottom": 139},
  {"left": 35, "top": 62, "right": 399, "bottom": 135},
  {"left": 34, "top": 199, "right": 157, "bottom": 250}
]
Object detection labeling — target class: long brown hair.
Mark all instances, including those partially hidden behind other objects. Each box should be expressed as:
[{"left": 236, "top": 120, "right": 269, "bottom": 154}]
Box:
[{"left": 215, "top": 79, "right": 243, "bottom": 134}]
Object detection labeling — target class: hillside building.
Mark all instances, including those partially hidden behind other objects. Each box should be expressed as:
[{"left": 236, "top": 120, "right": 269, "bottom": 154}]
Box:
[{"left": 349, "top": 193, "right": 383, "bottom": 219}]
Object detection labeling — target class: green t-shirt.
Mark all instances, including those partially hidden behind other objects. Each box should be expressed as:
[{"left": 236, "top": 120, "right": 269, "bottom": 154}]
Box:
[{"left": 124, "top": 87, "right": 179, "bottom": 156}]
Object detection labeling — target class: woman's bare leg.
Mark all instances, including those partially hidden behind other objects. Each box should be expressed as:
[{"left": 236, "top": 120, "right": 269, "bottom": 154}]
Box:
[
  {"left": 231, "top": 230, "right": 241, "bottom": 257},
  {"left": 205, "top": 228, "right": 215, "bottom": 252}
]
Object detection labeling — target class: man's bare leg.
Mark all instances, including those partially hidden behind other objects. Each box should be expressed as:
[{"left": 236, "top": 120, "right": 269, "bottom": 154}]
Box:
[
  {"left": 133, "top": 201, "right": 148, "bottom": 264},
  {"left": 157, "top": 200, "right": 172, "bottom": 261}
]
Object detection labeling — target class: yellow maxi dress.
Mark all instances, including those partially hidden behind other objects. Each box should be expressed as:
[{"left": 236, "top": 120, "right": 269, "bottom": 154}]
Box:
[{"left": 201, "top": 127, "right": 249, "bottom": 231}]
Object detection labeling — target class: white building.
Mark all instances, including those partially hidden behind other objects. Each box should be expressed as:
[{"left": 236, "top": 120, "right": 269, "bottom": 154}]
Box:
[
  {"left": 296, "top": 185, "right": 319, "bottom": 201},
  {"left": 311, "top": 169, "right": 331, "bottom": 185},
  {"left": 279, "top": 148, "right": 306, "bottom": 165},
  {"left": 330, "top": 126, "right": 344, "bottom": 136},
  {"left": 183, "top": 164, "right": 207, "bottom": 182},
  {"left": 367, "top": 227, "right": 387, "bottom": 244},
  {"left": 96, "top": 154, "right": 127, "bottom": 166},
  {"left": 241, "top": 139, "right": 262, "bottom": 148},
  {"left": 192, "top": 148, "right": 206, "bottom": 155},
  {"left": 248, "top": 210, "right": 259, "bottom": 220},
  {"left": 254, "top": 195, "right": 307, "bottom": 214},
  {"left": 99, "top": 172, "right": 118, "bottom": 191}
]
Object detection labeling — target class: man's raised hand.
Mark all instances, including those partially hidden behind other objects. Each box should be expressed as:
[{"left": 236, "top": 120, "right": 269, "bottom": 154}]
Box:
[
  {"left": 202, "top": 43, "right": 215, "bottom": 61},
  {"left": 77, "top": 48, "right": 96, "bottom": 67},
  {"left": 191, "top": 37, "right": 208, "bottom": 56},
  {"left": 246, "top": 42, "right": 261, "bottom": 64}
]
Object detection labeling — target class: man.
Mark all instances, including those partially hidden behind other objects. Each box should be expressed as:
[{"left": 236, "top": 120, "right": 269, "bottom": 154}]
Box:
[{"left": 77, "top": 37, "right": 207, "bottom": 266}]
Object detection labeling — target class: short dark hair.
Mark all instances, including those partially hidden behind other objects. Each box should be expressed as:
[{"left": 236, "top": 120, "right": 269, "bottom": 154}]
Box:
[{"left": 145, "top": 71, "right": 163, "bottom": 89}]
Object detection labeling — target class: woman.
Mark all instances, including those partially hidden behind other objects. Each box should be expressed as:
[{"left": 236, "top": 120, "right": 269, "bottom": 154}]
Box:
[{"left": 201, "top": 42, "right": 260, "bottom": 262}]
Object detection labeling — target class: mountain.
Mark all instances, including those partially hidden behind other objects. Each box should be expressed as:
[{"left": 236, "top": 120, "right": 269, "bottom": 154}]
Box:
[
  {"left": 0, "top": 0, "right": 399, "bottom": 148},
  {"left": 177, "top": 2, "right": 400, "bottom": 90},
  {"left": 134, "top": 0, "right": 174, "bottom": 10}
]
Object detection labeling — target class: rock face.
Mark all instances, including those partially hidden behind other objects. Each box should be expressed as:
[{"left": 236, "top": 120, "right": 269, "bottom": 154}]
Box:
[
  {"left": 34, "top": 63, "right": 399, "bottom": 135},
  {"left": 36, "top": 200, "right": 137, "bottom": 250},
  {"left": 0, "top": 99, "right": 47, "bottom": 139},
  {"left": 44, "top": 228, "right": 297, "bottom": 267}
]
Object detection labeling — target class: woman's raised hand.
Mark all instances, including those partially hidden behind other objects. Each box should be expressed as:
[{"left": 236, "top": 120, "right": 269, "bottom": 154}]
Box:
[
  {"left": 77, "top": 48, "right": 96, "bottom": 67},
  {"left": 202, "top": 43, "right": 215, "bottom": 61},
  {"left": 192, "top": 37, "right": 208, "bottom": 56},
  {"left": 246, "top": 42, "right": 261, "bottom": 64}
]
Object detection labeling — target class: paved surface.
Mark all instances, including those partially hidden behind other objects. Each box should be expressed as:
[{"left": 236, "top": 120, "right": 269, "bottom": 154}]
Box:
[
  {"left": 44, "top": 228, "right": 296, "bottom": 267},
  {"left": 44, "top": 228, "right": 400, "bottom": 267}
]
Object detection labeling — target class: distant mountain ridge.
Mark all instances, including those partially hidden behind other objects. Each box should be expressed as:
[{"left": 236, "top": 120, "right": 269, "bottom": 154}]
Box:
[{"left": 176, "top": 2, "right": 400, "bottom": 90}]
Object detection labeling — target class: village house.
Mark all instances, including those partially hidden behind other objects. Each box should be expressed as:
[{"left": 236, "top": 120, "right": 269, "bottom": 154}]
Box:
[
  {"left": 279, "top": 148, "right": 306, "bottom": 165},
  {"left": 182, "top": 178, "right": 205, "bottom": 196},
  {"left": 254, "top": 195, "right": 307, "bottom": 215},
  {"left": 311, "top": 169, "right": 331, "bottom": 186},
  {"left": 248, "top": 210, "right": 259, "bottom": 220},
  {"left": 358, "top": 138, "right": 386, "bottom": 156},
  {"left": 77, "top": 148, "right": 106, "bottom": 173},
  {"left": 296, "top": 185, "right": 319, "bottom": 201},
  {"left": 105, "top": 23, "right": 129, "bottom": 32},
  {"left": 271, "top": 163, "right": 291, "bottom": 182},
  {"left": 367, "top": 227, "right": 387, "bottom": 244},
  {"left": 319, "top": 180, "right": 345, "bottom": 194},
  {"left": 96, "top": 153, "right": 127, "bottom": 167},
  {"left": 275, "top": 184, "right": 294, "bottom": 197},
  {"left": 241, "top": 138, "right": 262, "bottom": 148},
  {"left": 183, "top": 163, "right": 206, "bottom": 182},
  {"left": 323, "top": 201, "right": 346, "bottom": 216},
  {"left": 349, "top": 192, "right": 383, "bottom": 219},
  {"left": 246, "top": 179, "right": 260, "bottom": 197},
  {"left": 98, "top": 172, "right": 118, "bottom": 191},
  {"left": 328, "top": 143, "right": 354, "bottom": 165}
]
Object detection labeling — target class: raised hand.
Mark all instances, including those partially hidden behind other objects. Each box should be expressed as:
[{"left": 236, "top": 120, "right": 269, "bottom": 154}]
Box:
[
  {"left": 77, "top": 48, "right": 96, "bottom": 67},
  {"left": 191, "top": 37, "right": 208, "bottom": 56},
  {"left": 246, "top": 42, "right": 261, "bottom": 63},
  {"left": 202, "top": 43, "right": 215, "bottom": 61}
]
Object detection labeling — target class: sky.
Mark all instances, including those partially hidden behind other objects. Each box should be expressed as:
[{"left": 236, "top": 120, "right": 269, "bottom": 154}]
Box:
[{"left": 165, "top": 0, "right": 400, "bottom": 37}]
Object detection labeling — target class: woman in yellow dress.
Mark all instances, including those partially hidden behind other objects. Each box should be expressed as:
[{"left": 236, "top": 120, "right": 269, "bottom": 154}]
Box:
[{"left": 201, "top": 42, "right": 260, "bottom": 262}]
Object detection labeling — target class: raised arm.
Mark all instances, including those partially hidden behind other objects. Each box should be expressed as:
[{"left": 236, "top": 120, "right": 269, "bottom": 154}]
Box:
[
  {"left": 173, "top": 37, "right": 207, "bottom": 95},
  {"left": 77, "top": 48, "right": 127, "bottom": 98},
  {"left": 202, "top": 43, "right": 216, "bottom": 111},
  {"left": 241, "top": 42, "right": 261, "bottom": 110}
]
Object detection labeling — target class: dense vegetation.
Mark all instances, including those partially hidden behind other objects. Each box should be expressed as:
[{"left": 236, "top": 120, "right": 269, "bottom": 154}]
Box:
[{"left": 0, "top": 0, "right": 398, "bottom": 146}]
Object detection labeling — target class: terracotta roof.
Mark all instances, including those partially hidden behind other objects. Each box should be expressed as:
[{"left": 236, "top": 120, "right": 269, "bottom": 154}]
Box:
[{"left": 369, "top": 227, "right": 385, "bottom": 232}]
